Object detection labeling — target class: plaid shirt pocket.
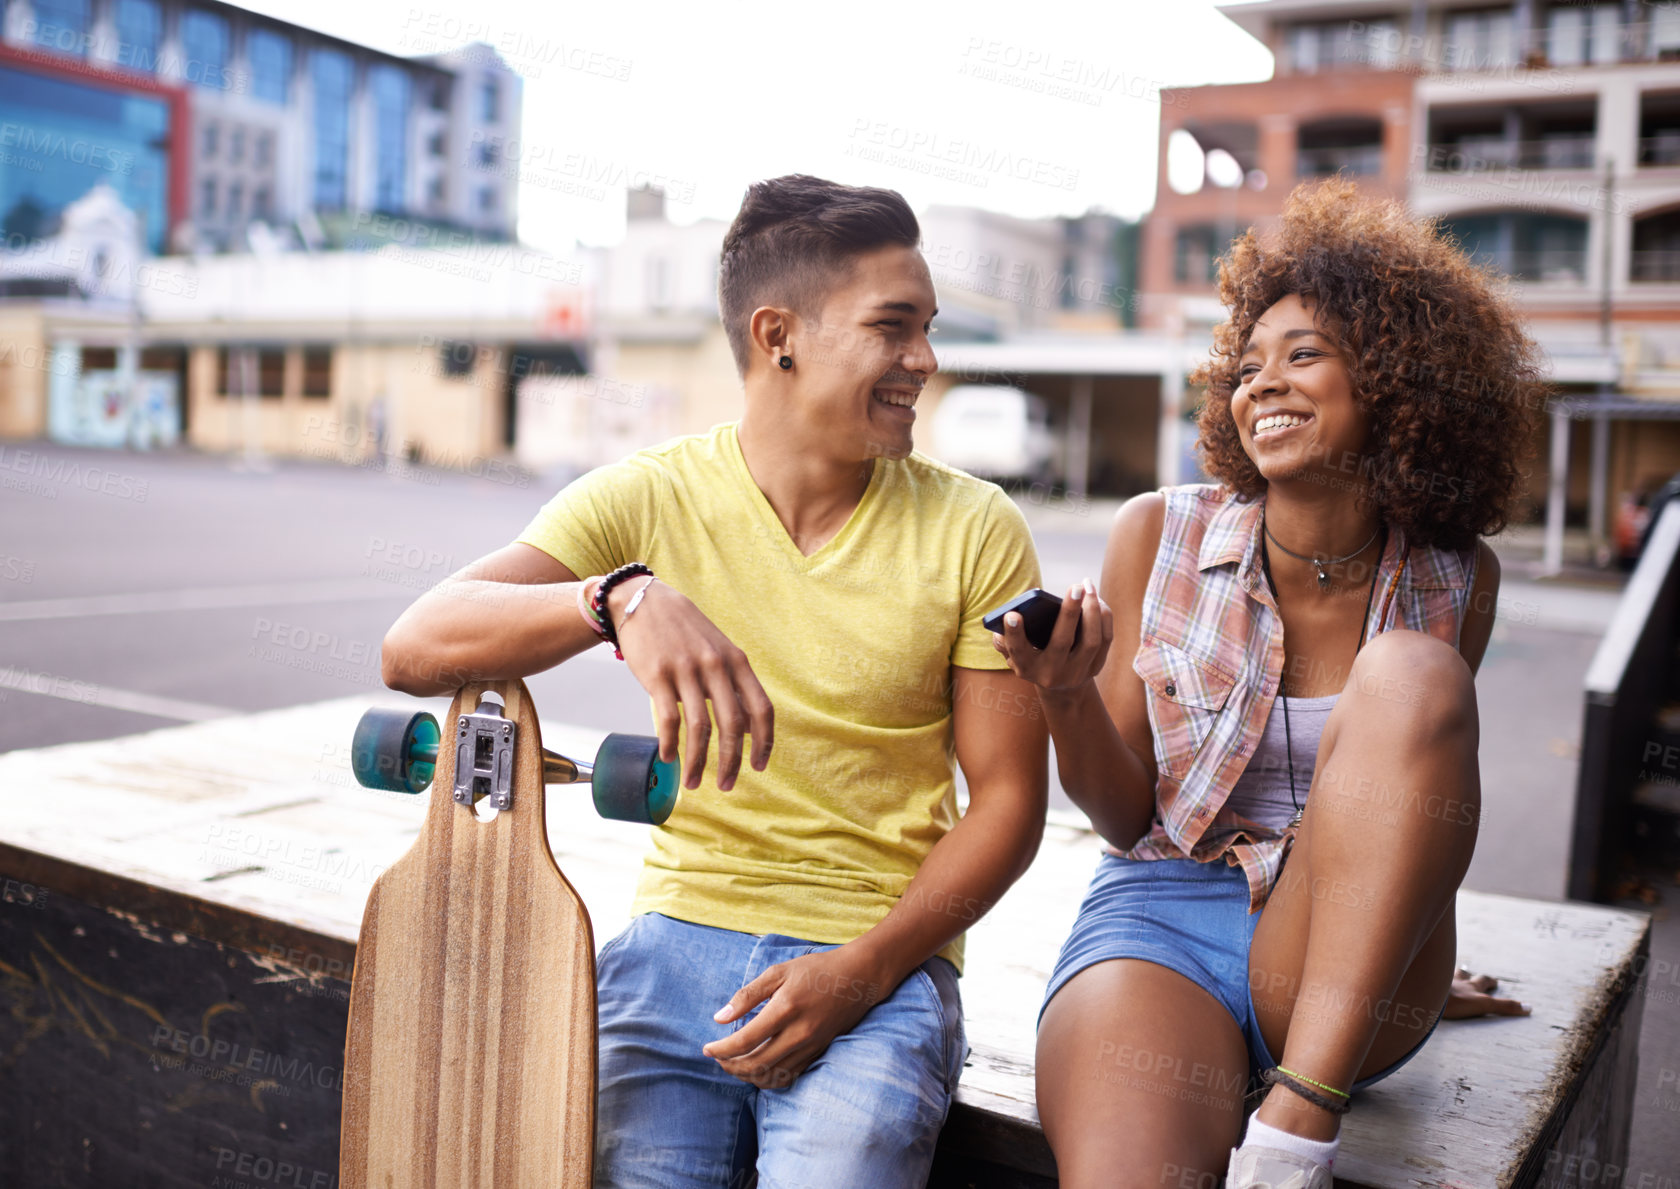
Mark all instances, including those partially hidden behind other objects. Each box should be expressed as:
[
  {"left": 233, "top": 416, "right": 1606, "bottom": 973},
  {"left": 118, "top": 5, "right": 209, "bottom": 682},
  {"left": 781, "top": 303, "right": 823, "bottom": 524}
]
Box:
[{"left": 1134, "top": 638, "right": 1239, "bottom": 781}]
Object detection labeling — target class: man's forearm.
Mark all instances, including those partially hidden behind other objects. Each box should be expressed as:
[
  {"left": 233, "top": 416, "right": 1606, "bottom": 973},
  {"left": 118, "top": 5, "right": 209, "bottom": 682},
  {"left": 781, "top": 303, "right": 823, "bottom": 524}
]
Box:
[
  {"left": 382, "top": 577, "right": 605, "bottom": 695},
  {"left": 845, "top": 794, "right": 1044, "bottom": 991}
]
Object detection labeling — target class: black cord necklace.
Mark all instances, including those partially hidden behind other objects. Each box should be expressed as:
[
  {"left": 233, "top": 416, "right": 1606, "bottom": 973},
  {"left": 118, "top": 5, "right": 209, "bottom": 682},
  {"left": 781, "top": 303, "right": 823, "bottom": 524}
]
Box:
[{"left": 1260, "top": 524, "right": 1386, "bottom": 828}]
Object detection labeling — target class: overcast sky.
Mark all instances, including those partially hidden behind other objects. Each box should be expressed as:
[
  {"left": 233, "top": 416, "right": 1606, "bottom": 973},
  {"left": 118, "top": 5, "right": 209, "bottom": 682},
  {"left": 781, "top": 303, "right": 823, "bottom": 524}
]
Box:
[{"left": 236, "top": 0, "right": 1274, "bottom": 251}]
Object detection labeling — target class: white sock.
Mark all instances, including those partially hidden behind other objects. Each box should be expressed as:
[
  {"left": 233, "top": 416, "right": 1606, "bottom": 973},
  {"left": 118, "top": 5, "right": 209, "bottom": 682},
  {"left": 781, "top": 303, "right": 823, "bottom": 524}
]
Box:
[{"left": 1241, "top": 1115, "right": 1340, "bottom": 1170}]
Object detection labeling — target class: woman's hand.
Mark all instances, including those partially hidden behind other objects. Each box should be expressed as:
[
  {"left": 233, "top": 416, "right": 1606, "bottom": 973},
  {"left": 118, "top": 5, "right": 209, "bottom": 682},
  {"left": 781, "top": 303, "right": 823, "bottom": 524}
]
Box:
[
  {"left": 991, "top": 579, "right": 1114, "bottom": 695},
  {"left": 1442, "top": 967, "right": 1530, "bottom": 1019}
]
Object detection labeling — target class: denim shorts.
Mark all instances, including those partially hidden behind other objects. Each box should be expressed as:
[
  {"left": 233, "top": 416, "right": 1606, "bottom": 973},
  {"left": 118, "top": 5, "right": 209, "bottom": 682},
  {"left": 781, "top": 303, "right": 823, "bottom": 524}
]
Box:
[
  {"left": 593, "top": 912, "right": 966, "bottom": 1189},
  {"left": 1040, "top": 853, "right": 1438, "bottom": 1093}
]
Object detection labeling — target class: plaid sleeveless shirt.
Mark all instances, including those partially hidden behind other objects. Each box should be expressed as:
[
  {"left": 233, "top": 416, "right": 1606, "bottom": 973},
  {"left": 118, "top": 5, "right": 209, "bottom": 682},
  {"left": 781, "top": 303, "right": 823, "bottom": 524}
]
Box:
[{"left": 1108, "top": 484, "right": 1480, "bottom": 912}]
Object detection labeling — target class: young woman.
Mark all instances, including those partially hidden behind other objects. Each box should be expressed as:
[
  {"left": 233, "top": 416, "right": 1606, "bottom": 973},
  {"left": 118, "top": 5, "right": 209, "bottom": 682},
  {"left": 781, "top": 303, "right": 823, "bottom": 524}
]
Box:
[{"left": 993, "top": 181, "right": 1540, "bottom": 1189}]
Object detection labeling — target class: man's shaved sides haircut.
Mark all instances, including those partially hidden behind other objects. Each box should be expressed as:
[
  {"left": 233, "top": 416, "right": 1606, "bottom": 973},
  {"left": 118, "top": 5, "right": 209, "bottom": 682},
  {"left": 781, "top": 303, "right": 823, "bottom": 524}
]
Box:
[{"left": 718, "top": 174, "right": 920, "bottom": 377}]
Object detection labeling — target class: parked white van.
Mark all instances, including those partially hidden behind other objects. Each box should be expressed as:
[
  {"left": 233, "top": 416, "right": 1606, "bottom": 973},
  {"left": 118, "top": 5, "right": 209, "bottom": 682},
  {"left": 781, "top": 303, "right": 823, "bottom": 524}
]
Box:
[{"left": 929, "top": 385, "right": 1056, "bottom": 483}]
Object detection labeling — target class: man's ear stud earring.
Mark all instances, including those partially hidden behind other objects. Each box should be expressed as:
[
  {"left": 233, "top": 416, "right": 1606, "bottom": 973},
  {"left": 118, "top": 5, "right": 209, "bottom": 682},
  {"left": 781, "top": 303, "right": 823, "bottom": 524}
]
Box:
[{"left": 778, "top": 354, "right": 793, "bottom": 371}]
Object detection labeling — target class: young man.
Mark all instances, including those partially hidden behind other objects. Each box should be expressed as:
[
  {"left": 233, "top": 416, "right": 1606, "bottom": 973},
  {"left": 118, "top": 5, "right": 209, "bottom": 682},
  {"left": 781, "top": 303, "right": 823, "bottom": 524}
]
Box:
[{"left": 380, "top": 174, "right": 1048, "bottom": 1188}]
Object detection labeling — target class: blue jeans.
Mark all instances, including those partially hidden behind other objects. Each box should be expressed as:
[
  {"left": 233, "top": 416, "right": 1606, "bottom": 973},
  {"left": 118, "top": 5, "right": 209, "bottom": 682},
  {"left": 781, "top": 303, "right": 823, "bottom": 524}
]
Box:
[{"left": 593, "top": 912, "right": 966, "bottom": 1189}]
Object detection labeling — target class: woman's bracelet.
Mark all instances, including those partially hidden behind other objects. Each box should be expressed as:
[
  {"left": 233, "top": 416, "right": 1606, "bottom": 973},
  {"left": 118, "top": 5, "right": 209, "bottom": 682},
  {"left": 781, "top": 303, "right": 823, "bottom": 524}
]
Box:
[{"left": 1261, "top": 1066, "right": 1352, "bottom": 1114}]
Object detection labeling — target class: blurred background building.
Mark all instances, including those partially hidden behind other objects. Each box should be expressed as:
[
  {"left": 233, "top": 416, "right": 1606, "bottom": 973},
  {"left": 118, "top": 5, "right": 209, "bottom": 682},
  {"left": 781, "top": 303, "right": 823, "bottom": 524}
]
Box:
[
  {"left": 1153, "top": 0, "right": 1680, "bottom": 569},
  {"left": 3, "top": 0, "right": 1680, "bottom": 572}
]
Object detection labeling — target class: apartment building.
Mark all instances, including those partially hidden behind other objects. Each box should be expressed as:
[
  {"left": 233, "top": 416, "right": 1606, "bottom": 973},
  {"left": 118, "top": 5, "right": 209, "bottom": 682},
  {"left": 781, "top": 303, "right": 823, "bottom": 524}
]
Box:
[
  {"left": 1149, "top": 0, "right": 1680, "bottom": 560},
  {"left": 0, "top": 0, "right": 521, "bottom": 254}
]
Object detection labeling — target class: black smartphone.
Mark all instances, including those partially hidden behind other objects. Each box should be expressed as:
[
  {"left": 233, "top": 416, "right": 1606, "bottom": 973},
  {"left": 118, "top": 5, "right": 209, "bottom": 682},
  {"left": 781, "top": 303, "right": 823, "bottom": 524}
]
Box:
[{"left": 983, "top": 588, "right": 1083, "bottom": 651}]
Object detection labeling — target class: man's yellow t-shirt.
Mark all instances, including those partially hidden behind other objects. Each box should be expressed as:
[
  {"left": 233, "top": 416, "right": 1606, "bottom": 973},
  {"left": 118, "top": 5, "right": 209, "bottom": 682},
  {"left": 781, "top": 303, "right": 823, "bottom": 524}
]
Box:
[{"left": 517, "top": 422, "right": 1041, "bottom": 971}]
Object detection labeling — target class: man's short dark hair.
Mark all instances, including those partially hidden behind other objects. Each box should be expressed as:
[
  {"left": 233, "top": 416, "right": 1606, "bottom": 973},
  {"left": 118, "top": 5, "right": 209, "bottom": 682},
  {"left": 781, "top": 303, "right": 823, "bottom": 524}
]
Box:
[{"left": 718, "top": 175, "right": 920, "bottom": 377}]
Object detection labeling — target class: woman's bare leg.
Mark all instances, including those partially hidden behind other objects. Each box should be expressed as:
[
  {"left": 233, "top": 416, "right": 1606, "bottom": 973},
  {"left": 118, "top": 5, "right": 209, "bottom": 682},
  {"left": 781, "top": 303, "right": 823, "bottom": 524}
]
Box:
[
  {"left": 1037, "top": 959, "right": 1249, "bottom": 1189},
  {"left": 1248, "top": 629, "right": 1480, "bottom": 1139}
]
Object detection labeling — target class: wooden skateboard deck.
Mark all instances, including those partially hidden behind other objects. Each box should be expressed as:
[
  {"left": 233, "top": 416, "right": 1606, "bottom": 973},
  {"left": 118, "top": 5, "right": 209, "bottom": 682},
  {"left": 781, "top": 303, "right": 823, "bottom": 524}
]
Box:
[{"left": 340, "top": 680, "right": 596, "bottom": 1188}]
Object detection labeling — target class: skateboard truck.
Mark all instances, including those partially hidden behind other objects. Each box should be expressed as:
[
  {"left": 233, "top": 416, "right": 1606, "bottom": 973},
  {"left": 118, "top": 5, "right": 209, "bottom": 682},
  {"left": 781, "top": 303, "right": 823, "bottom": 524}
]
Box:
[
  {"left": 351, "top": 700, "right": 679, "bottom": 824},
  {"left": 455, "top": 698, "right": 517, "bottom": 810}
]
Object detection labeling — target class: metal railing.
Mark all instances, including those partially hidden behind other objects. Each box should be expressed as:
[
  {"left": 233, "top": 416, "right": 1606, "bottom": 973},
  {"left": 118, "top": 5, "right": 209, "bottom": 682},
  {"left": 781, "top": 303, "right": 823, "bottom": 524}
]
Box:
[
  {"left": 1631, "top": 251, "right": 1680, "bottom": 282},
  {"left": 1425, "top": 137, "right": 1596, "bottom": 172},
  {"left": 1638, "top": 136, "right": 1680, "bottom": 167},
  {"left": 1296, "top": 145, "right": 1383, "bottom": 177},
  {"left": 1467, "top": 247, "right": 1589, "bottom": 282}
]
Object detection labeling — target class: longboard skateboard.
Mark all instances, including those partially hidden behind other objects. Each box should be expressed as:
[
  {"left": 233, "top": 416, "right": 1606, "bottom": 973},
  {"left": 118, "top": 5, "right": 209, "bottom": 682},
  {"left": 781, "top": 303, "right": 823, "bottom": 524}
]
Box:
[{"left": 339, "top": 679, "right": 677, "bottom": 1188}]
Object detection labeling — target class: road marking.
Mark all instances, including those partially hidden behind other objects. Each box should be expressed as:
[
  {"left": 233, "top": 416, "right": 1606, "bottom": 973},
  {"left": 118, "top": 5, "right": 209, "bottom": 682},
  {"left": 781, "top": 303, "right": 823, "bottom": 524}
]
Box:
[
  {"left": 0, "top": 666, "right": 236, "bottom": 722},
  {"left": 0, "top": 579, "right": 407, "bottom": 622}
]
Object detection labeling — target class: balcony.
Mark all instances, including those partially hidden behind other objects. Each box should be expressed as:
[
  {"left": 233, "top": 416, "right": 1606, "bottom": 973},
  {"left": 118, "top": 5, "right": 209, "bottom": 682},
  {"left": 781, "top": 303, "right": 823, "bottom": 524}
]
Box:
[
  {"left": 1475, "top": 248, "right": 1588, "bottom": 283},
  {"left": 1296, "top": 116, "right": 1385, "bottom": 181},
  {"left": 1425, "top": 136, "right": 1596, "bottom": 173},
  {"left": 1632, "top": 210, "right": 1680, "bottom": 282},
  {"left": 1443, "top": 211, "right": 1589, "bottom": 283},
  {"left": 1639, "top": 135, "right": 1680, "bottom": 167},
  {"left": 1296, "top": 144, "right": 1383, "bottom": 178},
  {"left": 1631, "top": 252, "right": 1680, "bottom": 282}
]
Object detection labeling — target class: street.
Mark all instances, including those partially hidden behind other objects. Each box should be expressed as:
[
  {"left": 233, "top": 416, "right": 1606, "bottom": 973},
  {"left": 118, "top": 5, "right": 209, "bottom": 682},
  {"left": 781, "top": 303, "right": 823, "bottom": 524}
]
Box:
[
  {"left": 0, "top": 442, "right": 1611, "bottom": 897},
  {"left": 4, "top": 440, "right": 1673, "bottom": 1169}
]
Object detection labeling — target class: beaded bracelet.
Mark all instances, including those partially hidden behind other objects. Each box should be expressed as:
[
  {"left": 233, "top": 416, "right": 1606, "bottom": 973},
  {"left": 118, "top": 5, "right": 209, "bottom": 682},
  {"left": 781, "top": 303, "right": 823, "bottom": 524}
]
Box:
[
  {"left": 1261, "top": 1066, "right": 1351, "bottom": 1114},
  {"left": 591, "top": 563, "right": 654, "bottom": 659}
]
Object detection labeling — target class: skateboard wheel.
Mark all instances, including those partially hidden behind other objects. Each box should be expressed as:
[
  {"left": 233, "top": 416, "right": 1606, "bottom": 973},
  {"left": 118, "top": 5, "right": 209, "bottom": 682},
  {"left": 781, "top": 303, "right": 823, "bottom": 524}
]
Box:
[
  {"left": 591, "top": 734, "right": 678, "bottom": 825},
  {"left": 352, "top": 708, "right": 441, "bottom": 794}
]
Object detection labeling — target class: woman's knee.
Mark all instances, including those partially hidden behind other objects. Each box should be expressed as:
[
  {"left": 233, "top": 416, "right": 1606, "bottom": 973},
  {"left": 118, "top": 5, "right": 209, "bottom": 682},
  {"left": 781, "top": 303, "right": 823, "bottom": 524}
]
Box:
[{"left": 1343, "top": 630, "right": 1476, "bottom": 737}]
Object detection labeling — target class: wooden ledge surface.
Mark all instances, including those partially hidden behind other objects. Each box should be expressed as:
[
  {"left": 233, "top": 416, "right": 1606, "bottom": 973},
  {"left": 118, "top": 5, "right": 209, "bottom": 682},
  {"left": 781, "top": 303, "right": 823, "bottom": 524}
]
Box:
[{"left": 0, "top": 697, "right": 1653, "bottom": 1189}]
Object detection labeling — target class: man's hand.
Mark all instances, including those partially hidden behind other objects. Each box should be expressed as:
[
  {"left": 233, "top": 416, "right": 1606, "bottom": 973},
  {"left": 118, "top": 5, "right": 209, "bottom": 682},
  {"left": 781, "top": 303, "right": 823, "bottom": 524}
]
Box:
[
  {"left": 701, "top": 946, "right": 888, "bottom": 1089},
  {"left": 1442, "top": 967, "right": 1530, "bottom": 1019},
  {"left": 608, "top": 579, "right": 774, "bottom": 791}
]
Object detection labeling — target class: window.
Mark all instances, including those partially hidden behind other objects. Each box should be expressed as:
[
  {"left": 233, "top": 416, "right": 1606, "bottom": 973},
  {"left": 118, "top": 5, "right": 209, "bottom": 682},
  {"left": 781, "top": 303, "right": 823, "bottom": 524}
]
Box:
[
  {"left": 0, "top": 63, "right": 173, "bottom": 251},
  {"left": 311, "top": 50, "right": 353, "bottom": 210},
  {"left": 428, "top": 130, "right": 445, "bottom": 157},
  {"left": 1445, "top": 10, "right": 1517, "bottom": 71},
  {"left": 1655, "top": 6, "right": 1680, "bottom": 60},
  {"left": 114, "top": 0, "right": 162, "bottom": 73},
  {"left": 1546, "top": 4, "right": 1621, "bottom": 66},
  {"left": 139, "top": 346, "right": 182, "bottom": 372},
  {"left": 248, "top": 28, "right": 293, "bottom": 105},
  {"left": 369, "top": 65, "right": 410, "bottom": 212},
  {"left": 254, "top": 131, "right": 273, "bottom": 169},
  {"left": 1289, "top": 19, "right": 1399, "bottom": 73},
  {"left": 202, "top": 121, "right": 218, "bottom": 158},
  {"left": 427, "top": 176, "right": 445, "bottom": 206},
  {"left": 216, "top": 348, "right": 284, "bottom": 397},
  {"left": 253, "top": 186, "right": 272, "bottom": 218},
  {"left": 32, "top": 0, "right": 90, "bottom": 57},
  {"left": 181, "top": 9, "right": 231, "bottom": 91},
  {"left": 438, "top": 340, "right": 475, "bottom": 378},
  {"left": 302, "top": 347, "right": 332, "bottom": 397},
  {"left": 200, "top": 177, "right": 217, "bottom": 215},
  {"left": 1174, "top": 223, "right": 1236, "bottom": 284},
  {"left": 428, "top": 76, "right": 450, "bottom": 112},
  {"left": 1442, "top": 211, "right": 1587, "bottom": 281},
  {"left": 80, "top": 346, "right": 117, "bottom": 371},
  {"left": 476, "top": 140, "right": 496, "bottom": 168},
  {"left": 227, "top": 181, "right": 243, "bottom": 217},
  {"left": 480, "top": 77, "right": 499, "bottom": 122},
  {"left": 229, "top": 127, "right": 245, "bottom": 164},
  {"left": 257, "top": 349, "right": 283, "bottom": 397},
  {"left": 478, "top": 186, "right": 496, "bottom": 214}
]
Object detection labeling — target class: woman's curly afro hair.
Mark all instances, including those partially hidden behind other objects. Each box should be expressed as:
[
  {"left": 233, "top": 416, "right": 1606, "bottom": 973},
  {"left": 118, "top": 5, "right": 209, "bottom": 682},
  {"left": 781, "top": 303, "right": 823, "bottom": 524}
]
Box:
[{"left": 1193, "top": 178, "right": 1545, "bottom": 551}]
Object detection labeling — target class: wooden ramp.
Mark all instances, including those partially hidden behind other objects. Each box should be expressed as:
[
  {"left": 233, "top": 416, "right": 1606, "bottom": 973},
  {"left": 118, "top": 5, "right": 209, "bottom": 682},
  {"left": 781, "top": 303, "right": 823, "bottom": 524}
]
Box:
[{"left": 0, "top": 698, "right": 1653, "bottom": 1189}]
